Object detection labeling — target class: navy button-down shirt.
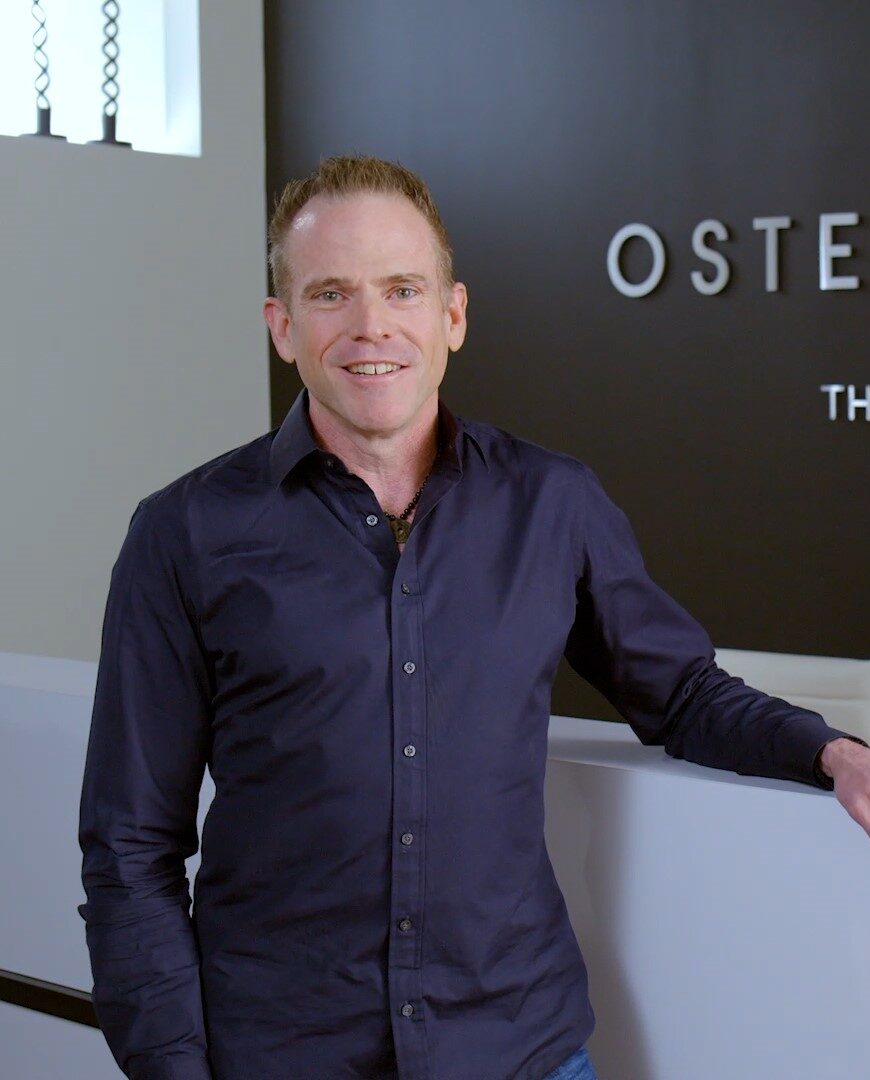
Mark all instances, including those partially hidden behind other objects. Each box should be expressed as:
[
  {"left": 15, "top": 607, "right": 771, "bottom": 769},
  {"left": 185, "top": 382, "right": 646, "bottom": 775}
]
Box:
[{"left": 78, "top": 386, "right": 859, "bottom": 1080}]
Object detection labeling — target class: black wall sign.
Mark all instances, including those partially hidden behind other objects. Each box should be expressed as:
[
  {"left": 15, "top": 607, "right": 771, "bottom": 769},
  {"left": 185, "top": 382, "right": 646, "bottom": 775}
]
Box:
[{"left": 264, "top": 1, "right": 868, "bottom": 709}]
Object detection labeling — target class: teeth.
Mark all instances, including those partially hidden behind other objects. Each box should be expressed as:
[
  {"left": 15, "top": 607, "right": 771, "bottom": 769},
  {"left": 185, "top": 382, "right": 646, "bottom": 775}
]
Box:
[{"left": 346, "top": 362, "right": 402, "bottom": 375}]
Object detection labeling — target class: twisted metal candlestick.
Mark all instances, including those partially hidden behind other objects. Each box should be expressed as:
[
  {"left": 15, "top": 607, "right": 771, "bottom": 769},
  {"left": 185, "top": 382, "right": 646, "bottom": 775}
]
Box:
[
  {"left": 23, "top": 0, "right": 66, "bottom": 140},
  {"left": 90, "top": 1, "right": 131, "bottom": 147}
]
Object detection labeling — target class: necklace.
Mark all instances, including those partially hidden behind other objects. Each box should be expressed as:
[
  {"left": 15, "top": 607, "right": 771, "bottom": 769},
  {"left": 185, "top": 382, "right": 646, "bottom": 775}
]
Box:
[{"left": 384, "top": 467, "right": 433, "bottom": 544}]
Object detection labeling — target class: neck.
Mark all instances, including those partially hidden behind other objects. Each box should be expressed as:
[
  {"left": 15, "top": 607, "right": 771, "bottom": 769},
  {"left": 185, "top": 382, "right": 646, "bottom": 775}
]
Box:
[{"left": 307, "top": 392, "right": 440, "bottom": 515}]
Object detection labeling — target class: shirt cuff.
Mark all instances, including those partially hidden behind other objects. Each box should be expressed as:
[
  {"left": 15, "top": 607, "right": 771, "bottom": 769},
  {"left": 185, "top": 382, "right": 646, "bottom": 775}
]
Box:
[{"left": 811, "top": 734, "right": 870, "bottom": 790}]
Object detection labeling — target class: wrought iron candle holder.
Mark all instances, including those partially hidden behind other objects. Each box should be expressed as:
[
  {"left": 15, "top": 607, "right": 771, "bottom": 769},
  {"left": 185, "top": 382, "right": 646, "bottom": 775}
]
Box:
[
  {"left": 21, "top": 1, "right": 66, "bottom": 141},
  {"left": 89, "top": 2, "right": 131, "bottom": 148}
]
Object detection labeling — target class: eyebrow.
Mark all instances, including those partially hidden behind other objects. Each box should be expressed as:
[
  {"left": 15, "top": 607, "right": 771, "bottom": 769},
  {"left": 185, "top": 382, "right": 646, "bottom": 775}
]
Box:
[{"left": 300, "top": 272, "right": 430, "bottom": 299}]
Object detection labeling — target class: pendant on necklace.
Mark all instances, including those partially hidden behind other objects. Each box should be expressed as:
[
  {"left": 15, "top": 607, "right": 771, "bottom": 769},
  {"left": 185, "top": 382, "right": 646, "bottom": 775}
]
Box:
[{"left": 390, "top": 518, "right": 411, "bottom": 543}]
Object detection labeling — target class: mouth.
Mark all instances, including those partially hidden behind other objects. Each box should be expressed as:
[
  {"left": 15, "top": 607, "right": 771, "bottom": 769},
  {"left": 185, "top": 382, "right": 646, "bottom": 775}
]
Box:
[{"left": 341, "top": 363, "right": 407, "bottom": 382}]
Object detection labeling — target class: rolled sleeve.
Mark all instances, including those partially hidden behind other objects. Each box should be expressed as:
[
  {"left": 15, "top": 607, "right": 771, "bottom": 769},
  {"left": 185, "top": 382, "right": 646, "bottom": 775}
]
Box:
[
  {"left": 78, "top": 495, "right": 213, "bottom": 1078},
  {"left": 811, "top": 735, "right": 870, "bottom": 790},
  {"left": 564, "top": 466, "right": 859, "bottom": 789}
]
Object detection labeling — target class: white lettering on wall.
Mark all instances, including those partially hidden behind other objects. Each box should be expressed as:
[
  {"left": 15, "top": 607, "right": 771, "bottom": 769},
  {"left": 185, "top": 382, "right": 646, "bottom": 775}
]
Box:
[
  {"left": 819, "top": 213, "right": 860, "bottom": 290},
  {"left": 606, "top": 223, "right": 666, "bottom": 298},
  {"left": 607, "top": 213, "right": 863, "bottom": 295},
  {"left": 690, "top": 219, "right": 730, "bottom": 295},
  {"left": 752, "top": 216, "right": 792, "bottom": 292},
  {"left": 820, "top": 384, "right": 870, "bottom": 420}
]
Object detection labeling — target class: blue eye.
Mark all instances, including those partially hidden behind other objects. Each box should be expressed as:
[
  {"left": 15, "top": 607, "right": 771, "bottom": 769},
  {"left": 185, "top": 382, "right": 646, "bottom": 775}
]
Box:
[{"left": 395, "top": 287, "right": 418, "bottom": 299}]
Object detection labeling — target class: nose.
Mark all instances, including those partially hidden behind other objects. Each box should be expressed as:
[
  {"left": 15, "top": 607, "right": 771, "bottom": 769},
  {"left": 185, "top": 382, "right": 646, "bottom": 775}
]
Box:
[{"left": 348, "top": 290, "right": 391, "bottom": 342}]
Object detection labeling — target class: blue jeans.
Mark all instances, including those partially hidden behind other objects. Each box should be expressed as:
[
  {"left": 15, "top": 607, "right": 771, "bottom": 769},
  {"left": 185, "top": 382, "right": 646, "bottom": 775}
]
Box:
[{"left": 540, "top": 1043, "right": 599, "bottom": 1080}]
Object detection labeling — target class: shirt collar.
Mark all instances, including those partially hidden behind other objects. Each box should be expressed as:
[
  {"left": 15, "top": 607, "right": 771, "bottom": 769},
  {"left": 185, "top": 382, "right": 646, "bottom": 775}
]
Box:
[{"left": 269, "top": 384, "right": 489, "bottom": 486}]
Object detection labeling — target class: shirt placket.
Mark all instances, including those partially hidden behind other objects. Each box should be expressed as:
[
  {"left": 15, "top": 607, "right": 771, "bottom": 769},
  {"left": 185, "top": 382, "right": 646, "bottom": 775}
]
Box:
[
  {"left": 387, "top": 545, "right": 430, "bottom": 1080},
  {"left": 316, "top": 454, "right": 459, "bottom": 1080},
  {"left": 385, "top": 466, "right": 458, "bottom": 1080}
]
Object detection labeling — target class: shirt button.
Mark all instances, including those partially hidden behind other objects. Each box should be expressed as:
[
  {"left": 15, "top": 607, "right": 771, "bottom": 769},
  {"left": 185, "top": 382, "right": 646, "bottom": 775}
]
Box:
[
  {"left": 401, "top": 582, "right": 411, "bottom": 594},
  {"left": 403, "top": 744, "right": 416, "bottom": 757},
  {"left": 403, "top": 660, "right": 416, "bottom": 674},
  {"left": 398, "top": 917, "right": 413, "bottom": 931},
  {"left": 400, "top": 831, "right": 414, "bottom": 845},
  {"left": 366, "top": 514, "right": 379, "bottom": 526},
  {"left": 325, "top": 457, "right": 333, "bottom": 467},
  {"left": 400, "top": 1003, "right": 414, "bottom": 1017}
]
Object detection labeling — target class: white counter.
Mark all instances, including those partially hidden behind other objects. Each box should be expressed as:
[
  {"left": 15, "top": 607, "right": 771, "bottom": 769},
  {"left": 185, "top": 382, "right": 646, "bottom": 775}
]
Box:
[
  {"left": 2, "top": 651, "right": 868, "bottom": 1080},
  {"left": 545, "top": 715, "right": 870, "bottom": 1080}
]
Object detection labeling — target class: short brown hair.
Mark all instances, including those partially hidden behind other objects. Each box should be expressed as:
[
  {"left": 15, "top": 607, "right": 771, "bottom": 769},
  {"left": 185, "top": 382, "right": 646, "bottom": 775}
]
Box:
[{"left": 267, "top": 153, "right": 455, "bottom": 309}]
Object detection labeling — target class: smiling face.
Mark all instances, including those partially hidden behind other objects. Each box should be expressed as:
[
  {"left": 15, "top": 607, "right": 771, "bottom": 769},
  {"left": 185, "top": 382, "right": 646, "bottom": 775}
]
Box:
[{"left": 263, "top": 191, "right": 467, "bottom": 442}]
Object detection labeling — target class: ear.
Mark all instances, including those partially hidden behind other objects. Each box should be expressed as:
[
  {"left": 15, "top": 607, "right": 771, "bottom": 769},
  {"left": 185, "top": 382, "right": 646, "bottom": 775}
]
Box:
[
  {"left": 446, "top": 281, "right": 468, "bottom": 353},
  {"left": 263, "top": 296, "right": 296, "bottom": 365}
]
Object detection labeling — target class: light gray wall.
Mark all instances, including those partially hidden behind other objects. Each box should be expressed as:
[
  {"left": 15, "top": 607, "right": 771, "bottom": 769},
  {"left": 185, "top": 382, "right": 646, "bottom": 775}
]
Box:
[
  {"left": 0, "top": 1003, "right": 123, "bottom": 1079},
  {"left": 0, "top": 0, "right": 269, "bottom": 663}
]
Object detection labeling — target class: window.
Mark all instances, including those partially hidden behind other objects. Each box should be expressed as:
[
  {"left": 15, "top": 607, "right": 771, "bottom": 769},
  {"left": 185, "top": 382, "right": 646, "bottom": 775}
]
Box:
[{"left": 0, "top": 1, "right": 201, "bottom": 156}]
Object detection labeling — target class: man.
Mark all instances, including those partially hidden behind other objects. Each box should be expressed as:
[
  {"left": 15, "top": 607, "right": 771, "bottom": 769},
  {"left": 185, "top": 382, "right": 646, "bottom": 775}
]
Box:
[{"left": 78, "top": 154, "right": 870, "bottom": 1080}]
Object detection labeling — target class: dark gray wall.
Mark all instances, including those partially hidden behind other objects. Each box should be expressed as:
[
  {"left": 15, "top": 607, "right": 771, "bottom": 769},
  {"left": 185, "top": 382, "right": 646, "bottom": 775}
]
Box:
[{"left": 264, "top": 1, "right": 868, "bottom": 710}]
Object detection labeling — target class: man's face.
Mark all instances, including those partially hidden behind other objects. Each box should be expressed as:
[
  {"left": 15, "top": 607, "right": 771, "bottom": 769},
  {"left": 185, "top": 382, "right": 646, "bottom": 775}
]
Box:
[{"left": 264, "top": 191, "right": 467, "bottom": 440}]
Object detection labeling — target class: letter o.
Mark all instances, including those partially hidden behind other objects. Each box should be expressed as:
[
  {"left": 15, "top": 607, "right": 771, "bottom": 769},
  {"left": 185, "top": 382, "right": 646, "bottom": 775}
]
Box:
[{"left": 606, "top": 223, "right": 666, "bottom": 298}]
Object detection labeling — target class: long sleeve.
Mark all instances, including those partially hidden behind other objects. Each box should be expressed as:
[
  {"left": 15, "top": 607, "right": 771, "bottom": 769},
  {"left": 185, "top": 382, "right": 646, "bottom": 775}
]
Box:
[
  {"left": 564, "top": 466, "right": 862, "bottom": 788},
  {"left": 78, "top": 495, "right": 214, "bottom": 1079}
]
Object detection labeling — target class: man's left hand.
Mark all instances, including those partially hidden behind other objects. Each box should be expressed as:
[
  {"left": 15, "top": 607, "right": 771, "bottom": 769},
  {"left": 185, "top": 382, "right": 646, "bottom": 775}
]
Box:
[{"left": 820, "top": 738, "right": 870, "bottom": 838}]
